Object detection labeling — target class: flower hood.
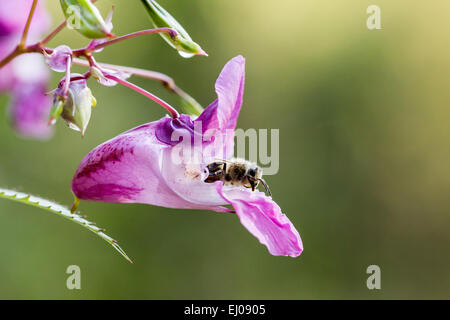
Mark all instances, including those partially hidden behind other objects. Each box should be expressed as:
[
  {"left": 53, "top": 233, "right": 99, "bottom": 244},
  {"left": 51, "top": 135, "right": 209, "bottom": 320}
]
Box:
[{"left": 72, "top": 56, "right": 303, "bottom": 257}]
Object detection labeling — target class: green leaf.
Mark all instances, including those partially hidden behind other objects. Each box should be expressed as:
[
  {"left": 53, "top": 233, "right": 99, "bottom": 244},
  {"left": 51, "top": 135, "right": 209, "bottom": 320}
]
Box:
[{"left": 0, "top": 188, "right": 132, "bottom": 263}]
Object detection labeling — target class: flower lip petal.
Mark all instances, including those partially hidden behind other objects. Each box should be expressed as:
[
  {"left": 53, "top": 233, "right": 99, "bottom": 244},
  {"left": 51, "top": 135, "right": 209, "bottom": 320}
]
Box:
[
  {"left": 215, "top": 182, "right": 303, "bottom": 257},
  {"left": 72, "top": 119, "right": 229, "bottom": 212},
  {"left": 160, "top": 144, "right": 228, "bottom": 207},
  {"left": 72, "top": 120, "right": 184, "bottom": 206}
]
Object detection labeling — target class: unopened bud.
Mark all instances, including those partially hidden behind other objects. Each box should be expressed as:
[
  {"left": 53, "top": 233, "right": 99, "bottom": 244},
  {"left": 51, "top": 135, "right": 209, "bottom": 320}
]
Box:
[
  {"left": 49, "top": 99, "right": 64, "bottom": 126},
  {"left": 89, "top": 66, "right": 104, "bottom": 80},
  {"left": 177, "top": 93, "right": 203, "bottom": 116},
  {"left": 90, "top": 66, "right": 131, "bottom": 87},
  {"left": 141, "top": 0, "right": 207, "bottom": 58},
  {"left": 53, "top": 78, "right": 95, "bottom": 136},
  {"left": 60, "top": 0, "right": 114, "bottom": 39}
]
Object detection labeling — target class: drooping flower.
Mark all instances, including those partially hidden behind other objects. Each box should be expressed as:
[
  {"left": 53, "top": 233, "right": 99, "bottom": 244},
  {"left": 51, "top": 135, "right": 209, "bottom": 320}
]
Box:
[
  {"left": 72, "top": 56, "right": 303, "bottom": 257},
  {"left": 0, "top": 0, "right": 52, "bottom": 139}
]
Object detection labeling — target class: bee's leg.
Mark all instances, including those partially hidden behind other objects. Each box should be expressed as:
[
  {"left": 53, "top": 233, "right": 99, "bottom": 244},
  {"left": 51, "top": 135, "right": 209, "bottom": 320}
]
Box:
[
  {"left": 249, "top": 179, "right": 256, "bottom": 191},
  {"left": 258, "top": 179, "right": 272, "bottom": 197}
]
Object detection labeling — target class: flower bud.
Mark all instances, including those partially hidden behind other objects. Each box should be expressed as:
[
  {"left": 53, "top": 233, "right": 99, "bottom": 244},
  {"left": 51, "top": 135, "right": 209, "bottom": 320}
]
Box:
[
  {"left": 49, "top": 99, "right": 64, "bottom": 126},
  {"left": 177, "top": 93, "right": 203, "bottom": 116},
  {"left": 60, "top": 0, "right": 113, "bottom": 39},
  {"left": 90, "top": 66, "right": 131, "bottom": 87},
  {"left": 44, "top": 45, "right": 72, "bottom": 72},
  {"left": 141, "top": 0, "right": 207, "bottom": 58},
  {"left": 53, "top": 78, "right": 96, "bottom": 136}
]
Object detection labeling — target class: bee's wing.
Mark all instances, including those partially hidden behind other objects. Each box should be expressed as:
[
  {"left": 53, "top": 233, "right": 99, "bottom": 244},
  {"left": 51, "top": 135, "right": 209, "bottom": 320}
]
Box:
[{"left": 207, "top": 161, "right": 226, "bottom": 172}]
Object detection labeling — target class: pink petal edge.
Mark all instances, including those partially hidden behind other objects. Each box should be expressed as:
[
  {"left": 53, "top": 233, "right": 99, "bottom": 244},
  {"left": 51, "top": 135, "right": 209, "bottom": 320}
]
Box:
[{"left": 216, "top": 182, "right": 303, "bottom": 257}]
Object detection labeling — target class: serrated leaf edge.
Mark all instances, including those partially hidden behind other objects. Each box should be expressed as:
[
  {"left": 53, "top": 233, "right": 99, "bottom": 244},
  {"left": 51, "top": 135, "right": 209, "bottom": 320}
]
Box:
[{"left": 0, "top": 188, "right": 132, "bottom": 263}]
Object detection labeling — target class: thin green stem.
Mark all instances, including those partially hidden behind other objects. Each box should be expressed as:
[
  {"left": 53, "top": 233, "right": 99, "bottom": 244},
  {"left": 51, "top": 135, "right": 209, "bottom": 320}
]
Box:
[
  {"left": 0, "top": 42, "right": 50, "bottom": 70},
  {"left": 79, "top": 28, "right": 177, "bottom": 54},
  {"left": 61, "top": 56, "right": 73, "bottom": 98},
  {"left": 72, "top": 58, "right": 203, "bottom": 114}
]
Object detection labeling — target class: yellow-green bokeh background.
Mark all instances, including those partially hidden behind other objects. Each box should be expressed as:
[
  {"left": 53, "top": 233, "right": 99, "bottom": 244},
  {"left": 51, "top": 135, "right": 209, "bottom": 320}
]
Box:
[{"left": 1, "top": 0, "right": 449, "bottom": 299}]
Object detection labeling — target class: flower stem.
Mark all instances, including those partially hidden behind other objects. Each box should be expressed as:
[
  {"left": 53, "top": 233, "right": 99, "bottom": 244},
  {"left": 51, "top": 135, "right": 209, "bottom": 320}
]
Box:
[
  {"left": 62, "top": 56, "right": 72, "bottom": 98},
  {"left": 72, "top": 58, "right": 203, "bottom": 114},
  {"left": 0, "top": 42, "right": 52, "bottom": 70},
  {"left": 73, "top": 58, "right": 173, "bottom": 83},
  {"left": 105, "top": 74, "right": 180, "bottom": 118},
  {"left": 20, "top": 0, "right": 39, "bottom": 48},
  {"left": 0, "top": 47, "right": 21, "bottom": 69},
  {"left": 83, "top": 28, "right": 178, "bottom": 53}
]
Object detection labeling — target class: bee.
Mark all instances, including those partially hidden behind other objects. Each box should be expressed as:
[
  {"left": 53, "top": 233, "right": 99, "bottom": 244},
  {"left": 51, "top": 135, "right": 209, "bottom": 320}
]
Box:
[{"left": 204, "top": 158, "right": 272, "bottom": 197}]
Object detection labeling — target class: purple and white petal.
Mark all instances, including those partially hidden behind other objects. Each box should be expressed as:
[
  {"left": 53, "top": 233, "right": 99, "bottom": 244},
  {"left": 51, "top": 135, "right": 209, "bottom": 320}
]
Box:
[
  {"left": 71, "top": 55, "right": 303, "bottom": 257},
  {"left": 86, "top": 39, "right": 108, "bottom": 53},
  {"left": 95, "top": 68, "right": 131, "bottom": 87},
  {"left": 196, "top": 55, "right": 245, "bottom": 136},
  {"left": 44, "top": 45, "right": 72, "bottom": 72},
  {"left": 72, "top": 120, "right": 227, "bottom": 212},
  {"left": 216, "top": 183, "right": 303, "bottom": 257}
]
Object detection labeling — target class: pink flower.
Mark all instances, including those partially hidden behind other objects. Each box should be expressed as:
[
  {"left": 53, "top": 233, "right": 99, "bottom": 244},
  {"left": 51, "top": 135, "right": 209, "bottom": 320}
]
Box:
[
  {"left": 0, "top": 0, "right": 52, "bottom": 139},
  {"left": 72, "top": 56, "right": 303, "bottom": 257},
  {"left": 9, "top": 81, "right": 52, "bottom": 139},
  {"left": 0, "top": 0, "right": 49, "bottom": 37}
]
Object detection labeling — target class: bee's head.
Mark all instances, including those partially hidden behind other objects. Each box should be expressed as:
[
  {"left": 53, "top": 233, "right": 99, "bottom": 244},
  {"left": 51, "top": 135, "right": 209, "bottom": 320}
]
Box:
[
  {"left": 247, "top": 166, "right": 262, "bottom": 180},
  {"left": 246, "top": 166, "right": 271, "bottom": 196}
]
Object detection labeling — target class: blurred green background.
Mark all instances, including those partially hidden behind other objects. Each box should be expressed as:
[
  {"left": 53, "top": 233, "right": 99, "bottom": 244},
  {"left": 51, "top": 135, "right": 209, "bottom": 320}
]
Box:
[{"left": 1, "top": 0, "right": 449, "bottom": 299}]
